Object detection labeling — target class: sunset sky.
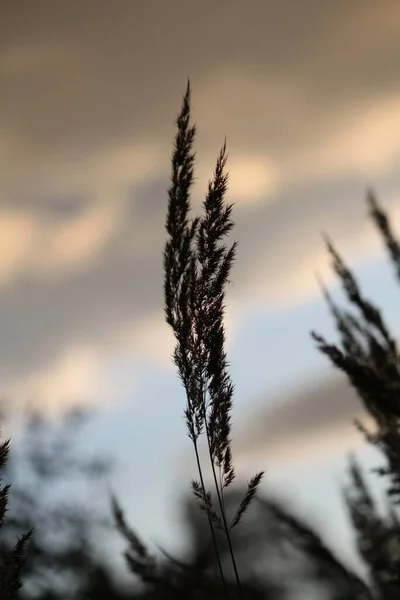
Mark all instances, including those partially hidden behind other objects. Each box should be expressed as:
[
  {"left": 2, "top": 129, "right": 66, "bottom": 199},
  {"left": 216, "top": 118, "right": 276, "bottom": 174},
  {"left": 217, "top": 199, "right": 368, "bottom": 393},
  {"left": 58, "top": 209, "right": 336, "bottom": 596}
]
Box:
[{"left": 2, "top": 0, "right": 400, "bottom": 568}]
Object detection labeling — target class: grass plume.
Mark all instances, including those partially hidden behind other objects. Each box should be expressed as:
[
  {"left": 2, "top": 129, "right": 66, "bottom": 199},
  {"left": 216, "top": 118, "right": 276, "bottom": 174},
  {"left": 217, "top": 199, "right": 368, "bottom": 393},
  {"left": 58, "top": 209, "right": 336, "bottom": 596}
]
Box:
[{"left": 162, "top": 80, "right": 264, "bottom": 598}]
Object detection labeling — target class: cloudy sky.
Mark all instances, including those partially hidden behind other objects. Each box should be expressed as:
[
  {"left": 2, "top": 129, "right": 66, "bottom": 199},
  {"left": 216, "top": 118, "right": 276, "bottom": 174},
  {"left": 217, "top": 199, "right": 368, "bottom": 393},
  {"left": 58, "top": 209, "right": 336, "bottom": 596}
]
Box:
[{"left": 2, "top": 0, "right": 400, "bottom": 561}]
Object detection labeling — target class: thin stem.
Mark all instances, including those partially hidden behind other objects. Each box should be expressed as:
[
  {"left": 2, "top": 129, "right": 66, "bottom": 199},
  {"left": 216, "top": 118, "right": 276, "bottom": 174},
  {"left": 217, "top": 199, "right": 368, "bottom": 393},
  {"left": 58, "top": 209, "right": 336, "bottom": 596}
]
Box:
[
  {"left": 219, "top": 465, "right": 226, "bottom": 512},
  {"left": 206, "top": 424, "right": 244, "bottom": 600},
  {"left": 201, "top": 382, "right": 244, "bottom": 600},
  {"left": 192, "top": 437, "right": 229, "bottom": 600}
]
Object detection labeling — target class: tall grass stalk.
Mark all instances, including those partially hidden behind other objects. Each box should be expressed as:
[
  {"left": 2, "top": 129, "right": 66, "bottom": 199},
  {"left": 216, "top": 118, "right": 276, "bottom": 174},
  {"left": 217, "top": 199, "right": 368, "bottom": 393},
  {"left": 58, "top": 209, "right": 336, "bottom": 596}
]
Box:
[{"left": 163, "top": 80, "right": 264, "bottom": 598}]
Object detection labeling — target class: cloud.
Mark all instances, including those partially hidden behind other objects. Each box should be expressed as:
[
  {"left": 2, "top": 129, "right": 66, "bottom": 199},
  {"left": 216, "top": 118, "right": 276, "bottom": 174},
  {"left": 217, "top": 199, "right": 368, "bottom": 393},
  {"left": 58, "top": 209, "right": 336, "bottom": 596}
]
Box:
[
  {"left": 5, "top": 344, "right": 103, "bottom": 413},
  {"left": 290, "top": 96, "right": 400, "bottom": 182},
  {"left": 115, "top": 312, "right": 175, "bottom": 368},
  {"left": 0, "top": 39, "right": 69, "bottom": 77},
  {"left": 0, "top": 209, "right": 36, "bottom": 284},
  {"left": 0, "top": 197, "right": 126, "bottom": 285},
  {"left": 1, "top": 0, "right": 400, "bottom": 183},
  {"left": 195, "top": 154, "right": 278, "bottom": 208},
  {"left": 230, "top": 183, "right": 400, "bottom": 313},
  {"left": 1, "top": 0, "right": 400, "bottom": 407},
  {"left": 233, "top": 373, "right": 373, "bottom": 471}
]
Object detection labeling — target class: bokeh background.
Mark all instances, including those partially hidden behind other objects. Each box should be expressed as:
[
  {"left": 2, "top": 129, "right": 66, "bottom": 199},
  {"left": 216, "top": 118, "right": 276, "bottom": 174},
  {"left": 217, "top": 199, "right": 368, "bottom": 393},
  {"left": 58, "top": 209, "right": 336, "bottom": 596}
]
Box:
[{"left": 2, "top": 0, "right": 400, "bottom": 589}]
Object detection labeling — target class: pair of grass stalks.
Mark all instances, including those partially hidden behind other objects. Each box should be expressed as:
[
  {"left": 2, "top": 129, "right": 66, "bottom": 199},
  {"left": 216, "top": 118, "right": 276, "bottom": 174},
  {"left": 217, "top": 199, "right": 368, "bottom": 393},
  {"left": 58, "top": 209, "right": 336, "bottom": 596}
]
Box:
[
  {"left": 114, "top": 81, "right": 263, "bottom": 599},
  {"left": 162, "top": 81, "right": 264, "bottom": 599}
]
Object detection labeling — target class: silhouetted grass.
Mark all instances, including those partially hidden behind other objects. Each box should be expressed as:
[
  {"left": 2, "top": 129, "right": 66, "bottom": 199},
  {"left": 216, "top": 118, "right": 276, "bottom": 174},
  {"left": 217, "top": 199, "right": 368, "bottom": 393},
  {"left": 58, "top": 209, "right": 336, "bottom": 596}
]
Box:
[
  {"left": 113, "top": 81, "right": 400, "bottom": 600},
  {"left": 0, "top": 431, "right": 31, "bottom": 599}
]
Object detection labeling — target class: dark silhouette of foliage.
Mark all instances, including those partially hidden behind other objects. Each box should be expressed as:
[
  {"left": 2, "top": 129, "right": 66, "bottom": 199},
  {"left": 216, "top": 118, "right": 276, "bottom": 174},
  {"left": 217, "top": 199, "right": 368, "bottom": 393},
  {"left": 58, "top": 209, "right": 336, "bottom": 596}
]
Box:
[
  {"left": 0, "top": 409, "right": 127, "bottom": 600},
  {"left": 314, "top": 192, "right": 400, "bottom": 599},
  {"left": 116, "top": 480, "right": 382, "bottom": 599},
  {"left": 0, "top": 429, "right": 31, "bottom": 599}
]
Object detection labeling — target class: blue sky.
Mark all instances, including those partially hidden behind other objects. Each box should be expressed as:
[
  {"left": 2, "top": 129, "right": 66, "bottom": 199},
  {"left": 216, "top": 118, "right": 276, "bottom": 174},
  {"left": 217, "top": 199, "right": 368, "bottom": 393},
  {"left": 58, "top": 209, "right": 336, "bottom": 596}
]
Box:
[{"left": 77, "top": 250, "right": 400, "bottom": 561}]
